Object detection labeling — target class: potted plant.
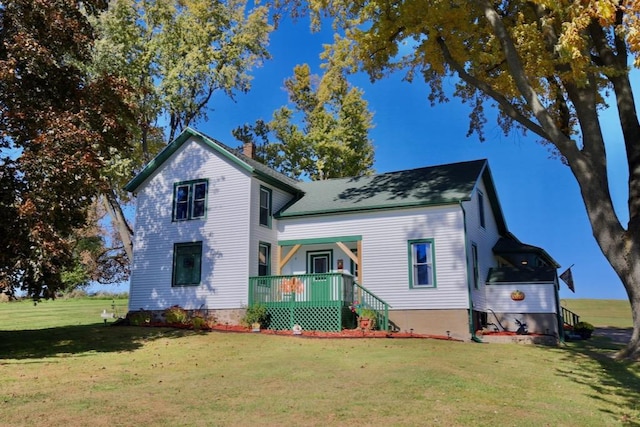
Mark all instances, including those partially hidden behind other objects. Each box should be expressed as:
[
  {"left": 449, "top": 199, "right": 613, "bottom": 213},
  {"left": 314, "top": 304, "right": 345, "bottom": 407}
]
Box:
[
  {"left": 573, "top": 321, "right": 595, "bottom": 339},
  {"left": 242, "top": 303, "right": 268, "bottom": 332},
  {"left": 358, "top": 308, "right": 377, "bottom": 330}
]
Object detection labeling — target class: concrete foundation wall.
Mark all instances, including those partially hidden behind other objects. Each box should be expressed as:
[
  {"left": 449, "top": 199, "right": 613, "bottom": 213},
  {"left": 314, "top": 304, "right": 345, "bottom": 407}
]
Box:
[
  {"left": 388, "top": 309, "right": 470, "bottom": 340},
  {"left": 486, "top": 312, "right": 559, "bottom": 336}
]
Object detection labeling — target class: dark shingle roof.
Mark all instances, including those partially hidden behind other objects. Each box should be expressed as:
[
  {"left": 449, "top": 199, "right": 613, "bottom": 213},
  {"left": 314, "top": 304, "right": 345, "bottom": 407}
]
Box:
[
  {"left": 493, "top": 234, "right": 560, "bottom": 268},
  {"left": 277, "top": 159, "right": 488, "bottom": 217}
]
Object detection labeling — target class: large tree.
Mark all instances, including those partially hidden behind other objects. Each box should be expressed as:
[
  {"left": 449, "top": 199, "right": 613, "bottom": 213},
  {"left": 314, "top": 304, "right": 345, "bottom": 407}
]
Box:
[
  {"left": 90, "top": 0, "right": 273, "bottom": 262},
  {"left": 0, "top": 0, "right": 134, "bottom": 299},
  {"left": 234, "top": 60, "right": 375, "bottom": 180},
  {"left": 287, "top": 0, "right": 640, "bottom": 358}
]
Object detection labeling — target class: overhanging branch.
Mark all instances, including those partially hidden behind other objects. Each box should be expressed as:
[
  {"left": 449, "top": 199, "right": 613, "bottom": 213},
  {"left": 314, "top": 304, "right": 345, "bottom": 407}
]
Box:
[{"left": 435, "top": 36, "right": 550, "bottom": 140}]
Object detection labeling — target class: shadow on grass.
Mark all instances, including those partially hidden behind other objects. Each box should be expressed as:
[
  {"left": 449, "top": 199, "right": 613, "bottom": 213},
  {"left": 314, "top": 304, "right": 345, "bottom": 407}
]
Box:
[
  {"left": 0, "top": 324, "right": 194, "bottom": 360},
  {"left": 555, "top": 334, "right": 640, "bottom": 426}
]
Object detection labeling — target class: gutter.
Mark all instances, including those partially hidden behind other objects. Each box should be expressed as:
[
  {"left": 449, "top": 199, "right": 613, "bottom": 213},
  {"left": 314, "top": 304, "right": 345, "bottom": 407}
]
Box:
[{"left": 460, "top": 201, "right": 483, "bottom": 343}]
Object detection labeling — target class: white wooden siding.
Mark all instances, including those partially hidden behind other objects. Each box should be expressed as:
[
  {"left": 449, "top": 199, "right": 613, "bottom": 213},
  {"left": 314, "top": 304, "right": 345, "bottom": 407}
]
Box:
[
  {"left": 248, "top": 180, "right": 295, "bottom": 276},
  {"left": 485, "top": 283, "right": 557, "bottom": 313},
  {"left": 463, "top": 178, "right": 502, "bottom": 311},
  {"left": 129, "top": 137, "right": 252, "bottom": 311},
  {"left": 278, "top": 205, "right": 469, "bottom": 310}
]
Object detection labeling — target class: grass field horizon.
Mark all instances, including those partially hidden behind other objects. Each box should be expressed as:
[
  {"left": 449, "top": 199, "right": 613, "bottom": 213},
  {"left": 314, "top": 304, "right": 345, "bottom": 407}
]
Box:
[{"left": 0, "top": 297, "right": 638, "bottom": 426}]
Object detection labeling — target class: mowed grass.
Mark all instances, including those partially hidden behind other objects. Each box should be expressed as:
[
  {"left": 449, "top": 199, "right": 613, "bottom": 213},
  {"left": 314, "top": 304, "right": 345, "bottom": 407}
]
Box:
[
  {"left": 0, "top": 298, "right": 639, "bottom": 426},
  {"left": 561, "top": 298, "right": 633, "bottom": 328}
]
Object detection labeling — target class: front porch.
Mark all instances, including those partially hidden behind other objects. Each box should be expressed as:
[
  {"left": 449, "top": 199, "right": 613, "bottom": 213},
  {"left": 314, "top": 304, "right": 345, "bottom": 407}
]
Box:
[{"left": 248, "top": 273, "right": 390, "bottom": 332}]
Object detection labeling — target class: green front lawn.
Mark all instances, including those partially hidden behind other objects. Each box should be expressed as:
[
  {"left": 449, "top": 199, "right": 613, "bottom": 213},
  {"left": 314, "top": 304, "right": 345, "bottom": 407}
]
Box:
[{"left": 0, "top": 297, "right": 638, "bottom": 426}]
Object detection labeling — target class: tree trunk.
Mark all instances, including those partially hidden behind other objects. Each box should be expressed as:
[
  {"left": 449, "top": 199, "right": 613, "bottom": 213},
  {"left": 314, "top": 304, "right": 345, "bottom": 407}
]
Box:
[
  {"left": 101, "top": 190, "right": 134, "bottom": 263},
  {"left": 567, "top": 145, "right": 640, "bottom": 359}
]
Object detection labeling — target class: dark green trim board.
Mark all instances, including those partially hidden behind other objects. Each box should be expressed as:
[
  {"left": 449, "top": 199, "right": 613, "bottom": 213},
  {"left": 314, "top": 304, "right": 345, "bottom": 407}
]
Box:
[
  {"left": 460, "top": 202, "right": 481, "bottom": 341},
  {"left": 407, "top": 238, "right": 436, "bottom": 288},
  {"left": 306, "top": 250, "right": 333, "bottom": 274},
  {"left": 278, "top": 235, "right": 362, "bottom": 246}
]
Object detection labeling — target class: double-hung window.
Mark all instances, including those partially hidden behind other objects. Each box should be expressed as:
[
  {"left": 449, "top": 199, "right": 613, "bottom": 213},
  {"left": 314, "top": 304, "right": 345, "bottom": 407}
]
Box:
[
  {"left": 258, "top": 242, "right": 271, "bottom": 276},
  {"left": 259, "top": 186, "right": 272, "bottom": 227},
  {"left": 173, "top": 179, "right": 208, "bottom": 221},
  {"left": 408, "top": 239, "right": 436, "bottom": 288},
  {"left": 173, "top": 242, "right": 203, "bottom": 286}
]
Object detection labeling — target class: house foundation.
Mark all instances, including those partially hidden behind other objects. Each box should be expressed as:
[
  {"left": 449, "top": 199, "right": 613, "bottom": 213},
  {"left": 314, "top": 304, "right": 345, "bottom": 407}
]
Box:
[{"left": 388, "top": 309, "right": 470, "bottom": 340}]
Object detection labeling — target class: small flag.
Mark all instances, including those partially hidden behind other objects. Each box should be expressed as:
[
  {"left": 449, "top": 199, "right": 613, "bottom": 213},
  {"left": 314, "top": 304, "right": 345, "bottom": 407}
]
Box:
[{"left": 560, "top": 267, "right": 575, "bottom": 293}]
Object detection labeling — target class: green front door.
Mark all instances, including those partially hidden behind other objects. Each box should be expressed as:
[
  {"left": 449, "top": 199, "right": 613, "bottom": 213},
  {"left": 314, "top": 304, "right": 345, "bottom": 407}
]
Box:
[{"left": 308, "top": 251, "right": 331, "bottom": 302}]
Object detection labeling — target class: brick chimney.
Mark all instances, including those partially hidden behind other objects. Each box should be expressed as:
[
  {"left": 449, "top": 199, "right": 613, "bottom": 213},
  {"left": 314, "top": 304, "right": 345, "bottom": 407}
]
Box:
[{"left": 243, "top": 141, "right": 256, "bottom": 159}]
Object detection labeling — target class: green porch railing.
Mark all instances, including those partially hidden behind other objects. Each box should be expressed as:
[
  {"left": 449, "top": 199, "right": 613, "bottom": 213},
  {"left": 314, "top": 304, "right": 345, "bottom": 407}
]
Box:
[
  {"left": 248, "top": 273, "right": 390, "bottom": 332},
  {"left": 353, "top": 282, "right": 390, "bottom": 332},
  {"left": 561, "top": 306, "right": 580, "bottom": 328}
]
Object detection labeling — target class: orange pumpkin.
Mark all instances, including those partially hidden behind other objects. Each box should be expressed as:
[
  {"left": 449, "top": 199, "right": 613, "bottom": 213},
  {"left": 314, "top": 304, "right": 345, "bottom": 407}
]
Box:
[{"left": 510, "top": 290, "right": 525, "bottom": 301}]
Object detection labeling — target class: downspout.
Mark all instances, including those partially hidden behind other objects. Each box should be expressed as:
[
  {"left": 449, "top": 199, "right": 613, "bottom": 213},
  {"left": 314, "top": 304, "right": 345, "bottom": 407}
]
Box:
[{"left": 460, "top": 201, "right": 483, "bottom": 343}]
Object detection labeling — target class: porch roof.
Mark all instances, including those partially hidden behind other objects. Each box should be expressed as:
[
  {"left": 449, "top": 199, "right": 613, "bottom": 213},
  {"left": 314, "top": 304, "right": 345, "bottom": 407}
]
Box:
[
  {"left": 277, "top": 159, "right": 488, "bottom": 218},
  {"left": 493, "top": 234, "right": 560, "bottom": 268},
  {"left": 486, "top": 267, "right": 557, "bottom": 284}
]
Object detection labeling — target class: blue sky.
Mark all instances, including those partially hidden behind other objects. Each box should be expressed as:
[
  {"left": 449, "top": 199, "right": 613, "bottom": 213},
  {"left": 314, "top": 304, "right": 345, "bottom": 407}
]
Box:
[{"left": 94, "top": 16, "right": 628, "bottom": 300}]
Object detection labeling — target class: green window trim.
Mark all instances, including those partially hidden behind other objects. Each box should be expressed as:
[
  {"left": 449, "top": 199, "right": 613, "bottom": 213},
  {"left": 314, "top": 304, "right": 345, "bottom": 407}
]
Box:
[
  {"left": 173, "top": 179, "right": 208, "bottom": 221},
  {"left": 471, "top": 242, "right": 479, "bottom": 289},
  {"left": 306, "top": 250, "right": 333, "bottom": 274},
  {"left": 278, "top": 235, "right": 362, "bottom": 246},
  {"left": 259, "top": 186, "right": 272, "bottom": 228},
  {"left": 407, "top": 239, "right": 436, "bottom": 288},
  {"left": 172, "top": 242, "right": 203, "bottom": 287},
  {"left": 258, "top": 242, "right": 271, "bottom": 276}
]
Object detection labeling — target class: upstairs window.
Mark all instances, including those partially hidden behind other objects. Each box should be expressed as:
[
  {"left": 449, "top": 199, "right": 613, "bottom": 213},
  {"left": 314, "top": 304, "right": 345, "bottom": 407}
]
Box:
[
  {"left": 478, "top": 190, "right": 486, "bottom": 228},
  {"left": 408, "top": 239, "right": 436, "bottom": 288},
  {"left": 173, "top": 179, "right": 208, "bottom": 221},
  {"left": 259, "top": 186, "right": 272, "bottom": 227}
]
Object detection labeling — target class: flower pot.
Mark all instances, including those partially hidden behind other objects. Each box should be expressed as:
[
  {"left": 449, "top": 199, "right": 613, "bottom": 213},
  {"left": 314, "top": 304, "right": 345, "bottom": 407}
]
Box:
[{"left": 359, "top": 318, "right": 373, "bottom": 330}]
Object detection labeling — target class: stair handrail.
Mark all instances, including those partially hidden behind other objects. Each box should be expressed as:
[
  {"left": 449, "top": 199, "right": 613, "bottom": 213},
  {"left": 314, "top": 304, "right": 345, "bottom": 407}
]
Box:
[
  {"left": 561, "top": 306, "right": 580, "bottom": 327},
  {"left": 353, "top": 281, "right": 391, "bottom": 331}
]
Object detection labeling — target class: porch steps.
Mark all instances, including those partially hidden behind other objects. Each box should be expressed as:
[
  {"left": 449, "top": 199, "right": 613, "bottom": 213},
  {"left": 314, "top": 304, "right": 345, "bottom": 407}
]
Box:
[
  {"left": 561, "top": 306, "right": 580, "bottom": 328},
  {"left": 354, "top": 281, "right": 390, "bottom": 331},
  {"left": 248, "top": 273, "right": 391, "bottom": 332}
]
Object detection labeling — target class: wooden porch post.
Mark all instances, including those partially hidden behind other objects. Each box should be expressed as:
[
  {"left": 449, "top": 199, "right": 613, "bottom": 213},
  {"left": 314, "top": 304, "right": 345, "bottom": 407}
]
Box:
[{"left": 278, "top": 244, "right": 301, "bottom": 275}]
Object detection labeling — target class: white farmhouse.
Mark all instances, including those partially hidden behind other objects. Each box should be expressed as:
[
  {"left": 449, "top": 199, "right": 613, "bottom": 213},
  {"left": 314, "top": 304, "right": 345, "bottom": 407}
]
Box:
[{"left": 125, "top": 127, "right": 566, "bottom": 341}]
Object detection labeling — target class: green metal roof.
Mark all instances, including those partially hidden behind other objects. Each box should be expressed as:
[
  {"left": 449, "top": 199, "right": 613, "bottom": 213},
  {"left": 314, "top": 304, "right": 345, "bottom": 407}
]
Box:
[
  {"left": 277, "top": 159, "right": 489, "bottom": 218},
  {"left": 124, "top": 127, "right": 301, "bottom": 194}
]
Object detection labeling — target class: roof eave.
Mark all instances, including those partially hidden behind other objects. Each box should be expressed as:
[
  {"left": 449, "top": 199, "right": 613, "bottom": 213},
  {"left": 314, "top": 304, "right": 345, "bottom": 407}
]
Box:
[
  {"left": 124, "top": 127, "right": 255, "bottom": 193},
  {"left": 276, "top": 199, "right": 466, "bottom": 219}
]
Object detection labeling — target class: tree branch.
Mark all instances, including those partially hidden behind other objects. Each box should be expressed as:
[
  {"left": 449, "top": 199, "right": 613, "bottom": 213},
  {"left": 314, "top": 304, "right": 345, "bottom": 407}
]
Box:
[
  {"left": 476, "top": 0, "right": 577, "bottom": 156},
  {"left": 435, "top": 36, "right": 550, "bottom": 140}
]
